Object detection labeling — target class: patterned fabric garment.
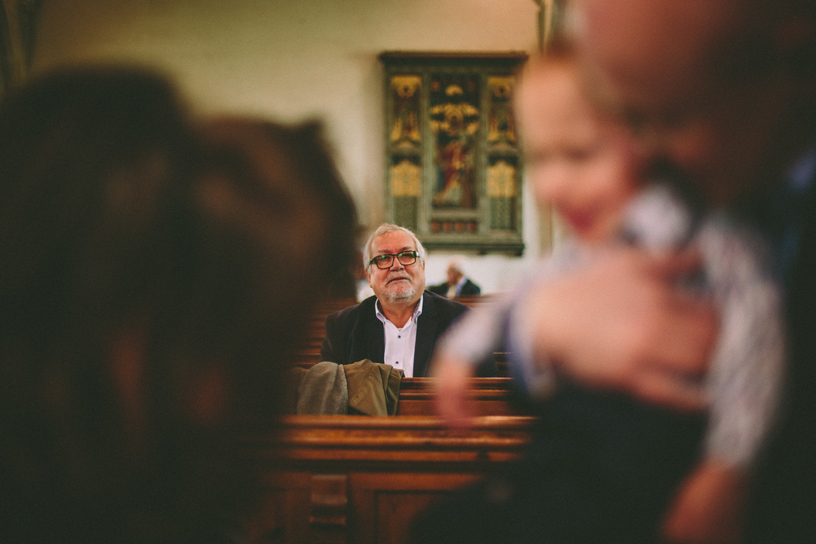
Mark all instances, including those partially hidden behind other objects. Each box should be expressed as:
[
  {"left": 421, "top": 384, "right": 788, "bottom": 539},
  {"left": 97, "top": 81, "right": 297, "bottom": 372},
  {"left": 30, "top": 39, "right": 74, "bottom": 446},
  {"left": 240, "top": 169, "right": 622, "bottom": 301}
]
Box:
[{"left": 439, "top": 182, "right": 786, "bottom": 469}]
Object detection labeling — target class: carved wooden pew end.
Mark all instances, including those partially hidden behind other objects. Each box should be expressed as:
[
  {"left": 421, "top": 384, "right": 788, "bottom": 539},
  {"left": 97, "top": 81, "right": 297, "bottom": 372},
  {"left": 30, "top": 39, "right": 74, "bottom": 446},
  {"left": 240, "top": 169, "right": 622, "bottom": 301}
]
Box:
[{"left": 309, "top": 474, "right": 349, "bottom": 544}]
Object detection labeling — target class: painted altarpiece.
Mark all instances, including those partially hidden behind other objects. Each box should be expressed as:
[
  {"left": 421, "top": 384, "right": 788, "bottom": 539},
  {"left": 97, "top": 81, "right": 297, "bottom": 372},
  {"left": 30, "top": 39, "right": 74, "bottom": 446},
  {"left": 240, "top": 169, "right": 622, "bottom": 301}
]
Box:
[{"left": 380, "top": 52, "right": 527, "bottom": 254}]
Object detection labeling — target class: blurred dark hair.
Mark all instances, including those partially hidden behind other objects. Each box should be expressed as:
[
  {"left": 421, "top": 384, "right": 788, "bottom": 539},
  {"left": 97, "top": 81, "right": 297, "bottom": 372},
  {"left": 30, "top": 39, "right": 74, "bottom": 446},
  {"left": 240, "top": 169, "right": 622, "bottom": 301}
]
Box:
[
  {"left": 0, "top": 66, "right": 349, "bottom": 543},
  {"left": 199, "top": 117, "right": 359, "bottom": 299}
]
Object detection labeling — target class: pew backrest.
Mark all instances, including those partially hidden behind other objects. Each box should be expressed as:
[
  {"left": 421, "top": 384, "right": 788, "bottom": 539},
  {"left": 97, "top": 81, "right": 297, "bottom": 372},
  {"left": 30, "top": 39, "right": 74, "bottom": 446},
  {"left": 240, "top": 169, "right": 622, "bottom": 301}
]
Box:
[{"left": 242, "top": 415, "right": 533, "bottom": 544}]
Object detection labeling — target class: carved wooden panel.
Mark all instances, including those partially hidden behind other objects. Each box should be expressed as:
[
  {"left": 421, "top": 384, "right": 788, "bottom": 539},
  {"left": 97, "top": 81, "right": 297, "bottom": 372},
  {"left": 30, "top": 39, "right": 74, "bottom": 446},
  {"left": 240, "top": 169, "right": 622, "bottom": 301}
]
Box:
[
  {"left": 380, "top": 52, "right": 528, "bottom": 255},
  {"left": 350, "top": 472, "right": 481, "bottom": 544}
]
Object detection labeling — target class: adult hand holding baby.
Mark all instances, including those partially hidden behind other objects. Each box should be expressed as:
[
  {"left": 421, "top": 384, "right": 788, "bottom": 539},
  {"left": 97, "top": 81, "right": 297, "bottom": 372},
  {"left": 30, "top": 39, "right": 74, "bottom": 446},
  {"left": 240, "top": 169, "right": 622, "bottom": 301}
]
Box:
[
  {"left": 522, "top": 246, "right": 718, "bottom": 412},
  {"left": 433, "top": 355, "right": 478, "bottom": 428}
]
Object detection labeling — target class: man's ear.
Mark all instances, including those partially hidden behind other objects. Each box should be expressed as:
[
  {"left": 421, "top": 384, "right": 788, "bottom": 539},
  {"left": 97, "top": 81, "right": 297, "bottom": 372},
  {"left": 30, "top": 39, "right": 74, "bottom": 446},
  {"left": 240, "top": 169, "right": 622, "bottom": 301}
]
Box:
[{"left": 365, "top": 267, "right": 372, "bottom": 285}]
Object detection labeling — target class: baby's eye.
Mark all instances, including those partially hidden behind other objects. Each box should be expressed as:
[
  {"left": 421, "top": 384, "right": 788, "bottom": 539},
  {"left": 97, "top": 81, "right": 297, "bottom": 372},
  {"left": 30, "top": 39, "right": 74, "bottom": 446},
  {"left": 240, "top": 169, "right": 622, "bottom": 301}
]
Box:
[
  {"left": 527, "top": 150, "right": 552, "bottom": 166},
  {"left": 564, "top": 148, "right": 593, "bottom": 162},
  {"left": 564, "top": 140, "right": 602, "bottom": 163}
]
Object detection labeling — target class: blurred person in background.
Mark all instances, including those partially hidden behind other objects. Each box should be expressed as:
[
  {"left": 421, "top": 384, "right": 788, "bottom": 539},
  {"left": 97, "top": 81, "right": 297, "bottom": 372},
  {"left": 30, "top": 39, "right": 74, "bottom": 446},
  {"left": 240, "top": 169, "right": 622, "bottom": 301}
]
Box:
[{"left": 429, "top": 258, "right": 481, "bottom": 298}]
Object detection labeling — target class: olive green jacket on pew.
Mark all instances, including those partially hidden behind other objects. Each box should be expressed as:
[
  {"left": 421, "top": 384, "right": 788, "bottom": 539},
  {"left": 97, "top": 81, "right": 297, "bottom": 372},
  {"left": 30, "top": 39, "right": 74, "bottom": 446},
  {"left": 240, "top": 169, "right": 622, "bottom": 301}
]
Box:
[{"left": 287, "top": 360, "right": 402, "bottom": 415}]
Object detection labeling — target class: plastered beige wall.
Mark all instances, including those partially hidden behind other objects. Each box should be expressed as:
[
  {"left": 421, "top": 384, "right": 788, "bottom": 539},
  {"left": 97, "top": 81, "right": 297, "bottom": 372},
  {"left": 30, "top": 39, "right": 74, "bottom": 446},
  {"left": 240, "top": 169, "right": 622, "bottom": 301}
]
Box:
[{"left": 33, "top": 0, "right": 545, "bottom": 292}]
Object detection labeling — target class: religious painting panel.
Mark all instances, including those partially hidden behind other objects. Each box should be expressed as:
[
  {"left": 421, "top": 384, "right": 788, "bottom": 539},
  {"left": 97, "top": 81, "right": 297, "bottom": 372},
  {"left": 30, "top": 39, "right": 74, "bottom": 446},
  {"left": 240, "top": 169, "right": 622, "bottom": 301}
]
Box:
[{"left": 380, "top": 52, "right": 527, "bottom": 254}]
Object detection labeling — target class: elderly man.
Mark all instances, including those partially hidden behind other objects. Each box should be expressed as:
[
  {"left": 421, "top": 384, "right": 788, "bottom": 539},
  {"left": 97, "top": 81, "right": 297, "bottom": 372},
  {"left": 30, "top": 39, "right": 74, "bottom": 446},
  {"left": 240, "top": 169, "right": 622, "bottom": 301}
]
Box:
[
  {"left": 429, "top": 260, "right": 482, "bottom": 298},
  {"left": 320, "top": 224, "right": 496, "bottom": 378}
]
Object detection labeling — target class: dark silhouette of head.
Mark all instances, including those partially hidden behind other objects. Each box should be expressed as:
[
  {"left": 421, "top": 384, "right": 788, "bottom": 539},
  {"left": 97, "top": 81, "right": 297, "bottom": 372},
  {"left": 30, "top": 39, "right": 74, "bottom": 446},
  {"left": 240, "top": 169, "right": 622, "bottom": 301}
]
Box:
[{"left": 0, "top": 66, "right": 356, "bottom": 543}]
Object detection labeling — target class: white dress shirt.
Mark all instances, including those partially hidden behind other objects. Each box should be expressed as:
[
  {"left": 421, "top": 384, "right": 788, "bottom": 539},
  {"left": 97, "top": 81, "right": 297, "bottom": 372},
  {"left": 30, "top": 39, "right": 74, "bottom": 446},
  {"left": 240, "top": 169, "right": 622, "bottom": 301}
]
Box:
[{"left": 375, "top": 296, "right": 424, "bottom": 377}]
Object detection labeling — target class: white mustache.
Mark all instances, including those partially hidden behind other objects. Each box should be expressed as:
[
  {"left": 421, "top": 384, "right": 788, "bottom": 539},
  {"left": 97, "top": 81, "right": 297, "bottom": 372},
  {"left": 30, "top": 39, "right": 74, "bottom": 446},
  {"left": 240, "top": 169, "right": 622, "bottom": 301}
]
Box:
[{"left": 387, "top": 274, "right": 412, "bottom": 283}]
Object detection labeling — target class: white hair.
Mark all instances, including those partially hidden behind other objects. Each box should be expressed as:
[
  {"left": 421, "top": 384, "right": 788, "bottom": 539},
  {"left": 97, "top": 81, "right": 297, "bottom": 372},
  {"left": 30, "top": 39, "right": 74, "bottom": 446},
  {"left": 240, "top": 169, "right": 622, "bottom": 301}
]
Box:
[
  {"left": 447, "top": 258, "right": 465, "bottom": 275},
  {"left": 363, "top": 223, "right": 426, "bottom": 270}
]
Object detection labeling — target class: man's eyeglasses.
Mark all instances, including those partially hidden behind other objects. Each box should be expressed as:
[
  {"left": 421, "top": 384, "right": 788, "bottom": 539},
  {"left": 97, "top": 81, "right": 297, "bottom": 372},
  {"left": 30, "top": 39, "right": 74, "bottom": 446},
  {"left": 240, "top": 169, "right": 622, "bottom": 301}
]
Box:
[{"left": 369, "top": 250, "right": 420, "bottom": 270}]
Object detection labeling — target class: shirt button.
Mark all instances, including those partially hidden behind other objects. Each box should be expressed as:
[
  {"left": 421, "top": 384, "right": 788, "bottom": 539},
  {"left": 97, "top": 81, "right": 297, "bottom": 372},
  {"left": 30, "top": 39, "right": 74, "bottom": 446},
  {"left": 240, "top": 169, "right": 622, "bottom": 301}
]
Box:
[{"left": 398, "top": 335, "right": 401, "bottom": 338}]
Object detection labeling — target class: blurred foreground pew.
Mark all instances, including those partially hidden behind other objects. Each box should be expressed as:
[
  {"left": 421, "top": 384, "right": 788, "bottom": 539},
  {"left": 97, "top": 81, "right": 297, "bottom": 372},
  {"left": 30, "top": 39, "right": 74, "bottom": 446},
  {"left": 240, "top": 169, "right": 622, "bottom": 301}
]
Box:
[
  {"left": 258, "top": 295, "right": 520, "bottom": 542},
  {"left": 243, "top": 414, "right": 533, "bottom": 544}
]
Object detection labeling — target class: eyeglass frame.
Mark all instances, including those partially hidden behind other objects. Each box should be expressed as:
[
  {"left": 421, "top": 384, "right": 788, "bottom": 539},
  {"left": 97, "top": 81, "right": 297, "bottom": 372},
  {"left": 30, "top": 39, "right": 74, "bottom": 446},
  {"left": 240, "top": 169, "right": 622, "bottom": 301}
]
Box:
[{"left": 368, "top": 250, "right": 421, "bottom": 270}]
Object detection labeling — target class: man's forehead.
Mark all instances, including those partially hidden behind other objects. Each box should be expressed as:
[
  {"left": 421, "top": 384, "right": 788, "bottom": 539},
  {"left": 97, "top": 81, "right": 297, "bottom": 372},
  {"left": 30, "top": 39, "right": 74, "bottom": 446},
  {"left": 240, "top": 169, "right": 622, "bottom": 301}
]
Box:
[{"left": 372, "top": 231, "right": 415, "bottom": 253}]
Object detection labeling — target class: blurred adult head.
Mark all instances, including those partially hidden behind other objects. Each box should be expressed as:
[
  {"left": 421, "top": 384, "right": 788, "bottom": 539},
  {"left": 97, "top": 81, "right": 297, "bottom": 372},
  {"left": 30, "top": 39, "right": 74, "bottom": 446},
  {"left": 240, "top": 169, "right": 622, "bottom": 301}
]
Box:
[
  {"left": 446, "top": 260, "right": 464, "bottom": 286},
  {"left": 0, "top": 66, "right": 353, "bottom": 543},
  {"left": 571, "top": 0, "right": 816, "bottom": 205},
  {"left": 200, "top": 117, "right": 359, "bottom": 299}
]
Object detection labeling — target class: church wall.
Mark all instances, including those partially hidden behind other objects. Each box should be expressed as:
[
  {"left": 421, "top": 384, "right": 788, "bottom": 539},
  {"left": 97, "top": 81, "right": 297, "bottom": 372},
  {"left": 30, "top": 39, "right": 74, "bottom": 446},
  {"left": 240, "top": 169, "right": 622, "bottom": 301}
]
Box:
[{"left": 33, "top": 0, "right": 545, "bottom": 292}]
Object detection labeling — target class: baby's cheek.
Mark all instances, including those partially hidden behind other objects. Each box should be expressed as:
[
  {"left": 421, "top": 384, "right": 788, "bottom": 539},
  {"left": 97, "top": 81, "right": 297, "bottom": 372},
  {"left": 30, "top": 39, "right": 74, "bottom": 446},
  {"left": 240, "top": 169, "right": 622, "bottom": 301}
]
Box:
[
  {"left": 594, "top": 153, "right": 640, "bottom": 203},
  {"left": 531, "top": 160, "right": 578, "bottom": 207}
]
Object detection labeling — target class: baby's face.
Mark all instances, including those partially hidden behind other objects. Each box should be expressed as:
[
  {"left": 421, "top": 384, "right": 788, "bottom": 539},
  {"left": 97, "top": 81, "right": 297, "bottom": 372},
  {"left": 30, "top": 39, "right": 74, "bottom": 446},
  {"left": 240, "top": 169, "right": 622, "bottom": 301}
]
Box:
[{"left": 518, "top": 62, "right": 641, "bottom": 244}]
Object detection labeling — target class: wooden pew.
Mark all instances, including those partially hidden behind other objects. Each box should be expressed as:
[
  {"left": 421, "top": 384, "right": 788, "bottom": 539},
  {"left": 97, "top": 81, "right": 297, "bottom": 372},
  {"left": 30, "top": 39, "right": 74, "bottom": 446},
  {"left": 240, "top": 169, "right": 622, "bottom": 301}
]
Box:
[
  {"left": 452, "top": 294, "right": 495, "bottom": 308},
  {"left": 292, "top": 297, "right": 357, "bottom": 366},
  {"left": 285, "top": 377, "right": 518, "bottom": 418},
  {"left": 242, "top": 414, "right": 533, "bottom": 544},
  {"left": 246, "top": 295, "right": 522, "bottom": 542},
  {"left": 397, "top": 377, "right": 518, "bottom": 416}
]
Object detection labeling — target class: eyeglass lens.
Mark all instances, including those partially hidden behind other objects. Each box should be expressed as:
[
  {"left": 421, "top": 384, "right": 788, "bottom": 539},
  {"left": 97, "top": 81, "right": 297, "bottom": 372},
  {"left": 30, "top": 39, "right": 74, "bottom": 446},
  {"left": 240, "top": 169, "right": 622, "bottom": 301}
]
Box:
[{"left": 373, "top": 251, "right": 417, "bottom": 269}]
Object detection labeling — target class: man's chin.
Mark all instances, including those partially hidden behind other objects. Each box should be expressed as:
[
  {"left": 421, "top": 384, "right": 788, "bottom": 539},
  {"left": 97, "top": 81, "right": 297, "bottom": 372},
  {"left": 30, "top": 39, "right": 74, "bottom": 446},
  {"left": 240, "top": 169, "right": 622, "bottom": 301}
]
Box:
[{"left": 382, "top": 287, "right": 418, "bottom": 303}]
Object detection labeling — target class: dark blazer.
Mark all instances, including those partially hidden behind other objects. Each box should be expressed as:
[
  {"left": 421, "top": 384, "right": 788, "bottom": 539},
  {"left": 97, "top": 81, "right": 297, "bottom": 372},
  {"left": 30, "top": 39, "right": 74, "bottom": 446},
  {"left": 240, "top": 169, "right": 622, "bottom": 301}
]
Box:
[
  {"left": 428, "top": 278, "right": 481, "bottom": 297},
  {"left": 427, "top": 283, "right": 448, "bottom": 296},
  {"left": 320, "top": 290, "right": 497, "bottom": 377},
  {"left": 746, "top": 176, "right": 816, "bottom": 542}
]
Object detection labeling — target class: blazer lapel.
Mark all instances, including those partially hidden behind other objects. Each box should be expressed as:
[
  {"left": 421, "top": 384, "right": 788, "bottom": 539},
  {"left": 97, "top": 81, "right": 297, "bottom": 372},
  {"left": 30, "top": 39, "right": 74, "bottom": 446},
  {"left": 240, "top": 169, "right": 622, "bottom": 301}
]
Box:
[
  {"left": 365, "top": 299, "right": 386, "bottom": 364},
  {"left": 413, "top": 292, "right": 439, "bottom": 377}
]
